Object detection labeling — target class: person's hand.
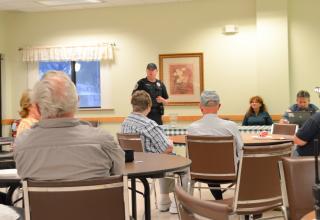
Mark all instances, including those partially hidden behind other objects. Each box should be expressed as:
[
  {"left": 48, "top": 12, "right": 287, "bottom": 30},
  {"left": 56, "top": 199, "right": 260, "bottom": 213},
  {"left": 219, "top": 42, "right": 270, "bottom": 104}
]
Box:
[
  {"left": 163, "top": 145, "right": 173, "bottom": 154},
  {"left": 156, "top": 96, "right": 167, "bottom": 104},
  {"left": 279, "top": 119, "right": 289, "bottom": 124}
]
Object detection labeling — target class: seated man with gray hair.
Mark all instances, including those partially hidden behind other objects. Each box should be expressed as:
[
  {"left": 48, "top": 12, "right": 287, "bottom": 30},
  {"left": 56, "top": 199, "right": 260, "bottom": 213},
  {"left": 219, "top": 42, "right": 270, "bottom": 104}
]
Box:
[
  {"left": 14, "top": 71, "right": 124, "bottom": 181},
  {"left": 121, "top": 90, "right": 183, "bottom": 214},
  {"left": 187, "top": 90, "right": 243, "bottom": 200}
]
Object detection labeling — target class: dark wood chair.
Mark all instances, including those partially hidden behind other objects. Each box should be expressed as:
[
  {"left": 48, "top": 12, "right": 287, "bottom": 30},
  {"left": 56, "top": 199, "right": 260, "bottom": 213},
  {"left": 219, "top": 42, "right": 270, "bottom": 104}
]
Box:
[
  {"left": 271, "top": 123, "right": 298, "bottom": 135},
  {"left": 23, "top": 175, "right": 130, "bottom": 220},
  {"left": 278, "top": 157, "right": 316, "bottom": 220},
  {"left": 233, "top": 143, "right": 292, "bottom": 219},
  {"left": 117, "top": 133, "right": 144, "bottom": 152},
  {"left": 186, "top": 135, "right": 237, "bottom": 198}
]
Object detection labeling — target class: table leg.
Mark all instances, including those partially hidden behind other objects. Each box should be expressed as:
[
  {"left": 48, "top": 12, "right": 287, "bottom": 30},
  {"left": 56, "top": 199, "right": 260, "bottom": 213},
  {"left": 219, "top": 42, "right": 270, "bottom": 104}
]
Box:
[
  {"left": 138, "top": 177, "right": 151, "bottom": 220},
  {"left": 131, "top": 178, "right": 137, "bottom": 220}
]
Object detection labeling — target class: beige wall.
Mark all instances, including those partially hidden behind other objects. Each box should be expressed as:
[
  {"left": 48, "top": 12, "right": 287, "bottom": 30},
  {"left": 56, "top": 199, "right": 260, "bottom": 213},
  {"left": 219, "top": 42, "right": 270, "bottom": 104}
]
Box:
[
  {"left": 0, "top": 11, "right": 11, "bottom": 129},
  {"left": 1, "top": 0, "right": 315, "bottom": 135},
  {"left": 256, "top": 0, "right": 290, "bottom": 112},
  {"left": 288, "top": 0, "right": 320, "bottom": 105},
  {"left": 0, "top": 12, "right": 5, "bottom": 51}
]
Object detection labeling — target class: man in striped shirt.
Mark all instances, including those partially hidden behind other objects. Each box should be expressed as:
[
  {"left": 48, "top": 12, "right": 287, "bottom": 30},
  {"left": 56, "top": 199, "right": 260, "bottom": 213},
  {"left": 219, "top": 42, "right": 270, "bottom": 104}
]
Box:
[{"left": 121, "top": 91, "right": 177, "bottom": 213}]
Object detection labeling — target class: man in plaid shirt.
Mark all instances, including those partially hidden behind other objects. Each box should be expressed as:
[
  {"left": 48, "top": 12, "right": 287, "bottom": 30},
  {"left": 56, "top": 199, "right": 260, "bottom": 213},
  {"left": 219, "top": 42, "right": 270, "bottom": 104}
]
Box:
[{"left": 121, "top": 90, "right": 178, "bottom": 214}]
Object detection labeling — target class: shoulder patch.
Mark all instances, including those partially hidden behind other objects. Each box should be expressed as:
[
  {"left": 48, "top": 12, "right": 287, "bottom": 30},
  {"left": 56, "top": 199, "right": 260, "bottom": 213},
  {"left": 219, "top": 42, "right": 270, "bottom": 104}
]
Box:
[{"left": 134, "top": 83, "right": 139, "bottom": 90}]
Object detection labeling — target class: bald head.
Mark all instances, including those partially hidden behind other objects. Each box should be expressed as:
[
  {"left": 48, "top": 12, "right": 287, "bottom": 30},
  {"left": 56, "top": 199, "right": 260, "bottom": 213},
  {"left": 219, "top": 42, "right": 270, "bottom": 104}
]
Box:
[{"left": 32, "top": 71, "right": 78, "bottom": 119}]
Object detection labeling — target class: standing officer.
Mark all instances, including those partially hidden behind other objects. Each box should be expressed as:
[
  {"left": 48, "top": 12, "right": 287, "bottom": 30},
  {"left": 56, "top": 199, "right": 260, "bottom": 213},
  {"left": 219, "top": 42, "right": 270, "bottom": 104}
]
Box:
[{"left": 133, "top": 63, "right": 168, "bottom": 125}]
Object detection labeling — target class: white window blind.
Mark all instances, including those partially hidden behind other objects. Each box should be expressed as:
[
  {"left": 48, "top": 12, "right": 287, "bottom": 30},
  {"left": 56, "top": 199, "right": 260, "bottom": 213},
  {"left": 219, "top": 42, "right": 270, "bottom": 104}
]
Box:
[{"left": 21, "top": 43, "right": 114, "bottom": 62}]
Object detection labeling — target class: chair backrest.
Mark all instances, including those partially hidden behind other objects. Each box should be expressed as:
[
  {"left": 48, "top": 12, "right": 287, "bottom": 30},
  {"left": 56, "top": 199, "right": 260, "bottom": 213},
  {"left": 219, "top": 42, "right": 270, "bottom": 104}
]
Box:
[
  {"left": 186, "top": 135, "right": 236, "bottom": 181},
  {"left": 271, "top": 123, "right": 298, "bottom": 135},
  {"left": 175, "top": 184, "right": 232, "bottom": 220},
  {"left": 279, "top": 157, "right": 315, "bottom": 220},
  {"left": 234, "top": 143, "right": 292, "bottom": 215},
  {"left": 23, "top": 175, "right": 129, "bottom": 220},
  {"left": 117, "top": 133, "right": 144, "bottom": 152}
]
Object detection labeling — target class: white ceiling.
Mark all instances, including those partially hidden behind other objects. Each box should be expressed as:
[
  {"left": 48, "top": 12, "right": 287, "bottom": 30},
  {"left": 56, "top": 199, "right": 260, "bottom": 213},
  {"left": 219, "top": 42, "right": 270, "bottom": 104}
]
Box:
[{"left": 0, "top": 0, "right": 191, "bottom": 12}]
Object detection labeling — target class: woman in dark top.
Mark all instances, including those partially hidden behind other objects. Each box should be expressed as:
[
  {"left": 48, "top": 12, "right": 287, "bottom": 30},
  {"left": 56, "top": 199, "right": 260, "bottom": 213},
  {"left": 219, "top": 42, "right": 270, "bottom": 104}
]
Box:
[{"left": 242, "top": 96, "right": 273, "bottom": 126}]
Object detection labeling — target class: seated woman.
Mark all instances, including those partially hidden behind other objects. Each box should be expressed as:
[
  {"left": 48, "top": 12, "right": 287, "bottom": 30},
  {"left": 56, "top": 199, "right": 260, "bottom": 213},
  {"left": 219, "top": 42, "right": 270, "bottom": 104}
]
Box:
[
  {"left": 16, "top": 89, "right": 40, "bottom": 136},
  {"left": 242, "top": 96, "right": 273, "bottom": 126}
]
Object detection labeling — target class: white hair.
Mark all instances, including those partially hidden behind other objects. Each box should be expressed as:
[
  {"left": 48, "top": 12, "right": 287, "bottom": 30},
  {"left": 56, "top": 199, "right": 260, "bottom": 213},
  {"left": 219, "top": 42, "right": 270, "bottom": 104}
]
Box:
[{"left": 32, "top": 71, "right": 78, "bottom": 119}]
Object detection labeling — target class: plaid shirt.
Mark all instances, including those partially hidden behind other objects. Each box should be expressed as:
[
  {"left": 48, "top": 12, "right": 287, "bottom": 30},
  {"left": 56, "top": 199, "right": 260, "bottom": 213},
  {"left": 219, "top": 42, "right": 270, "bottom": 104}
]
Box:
[{"left": 121, "top": 112, "right": 171, "bottom": 153}]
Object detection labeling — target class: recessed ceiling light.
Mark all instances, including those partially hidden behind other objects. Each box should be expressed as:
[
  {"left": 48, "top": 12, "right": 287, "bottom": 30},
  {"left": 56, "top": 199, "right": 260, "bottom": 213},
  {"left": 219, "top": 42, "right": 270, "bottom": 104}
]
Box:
[{"left": 36, "top": 0, "right": 104, "bottom": 6}]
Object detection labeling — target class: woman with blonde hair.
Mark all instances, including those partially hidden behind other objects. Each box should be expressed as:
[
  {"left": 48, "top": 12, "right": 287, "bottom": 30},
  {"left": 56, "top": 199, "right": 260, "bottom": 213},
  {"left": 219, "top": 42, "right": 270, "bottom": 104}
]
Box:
[
  {"left": 16, "top": 90, "right": 40, "bottom": 136},
  {"left": 242, "top": 96, "right": 273, "bottom": 126}
]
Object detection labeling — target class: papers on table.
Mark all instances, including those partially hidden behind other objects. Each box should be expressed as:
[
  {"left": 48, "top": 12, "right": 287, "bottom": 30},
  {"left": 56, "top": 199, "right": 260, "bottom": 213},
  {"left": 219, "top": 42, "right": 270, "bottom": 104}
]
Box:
[{"left": 252, "top": 136, "right": 286, "bottom": 140}]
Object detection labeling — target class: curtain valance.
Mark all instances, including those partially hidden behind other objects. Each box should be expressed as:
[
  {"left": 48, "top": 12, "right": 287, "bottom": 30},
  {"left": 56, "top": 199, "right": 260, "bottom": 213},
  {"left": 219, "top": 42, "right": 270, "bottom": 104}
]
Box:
[{"left": 21, "top": 43, "right": 114, "bottom": 62}]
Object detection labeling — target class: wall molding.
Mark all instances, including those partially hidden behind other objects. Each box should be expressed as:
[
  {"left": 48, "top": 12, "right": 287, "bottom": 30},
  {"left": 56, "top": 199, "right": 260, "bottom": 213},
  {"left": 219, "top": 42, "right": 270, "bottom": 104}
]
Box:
[{"left": 1, "top": 114, "right": 282, "bottom": 125}]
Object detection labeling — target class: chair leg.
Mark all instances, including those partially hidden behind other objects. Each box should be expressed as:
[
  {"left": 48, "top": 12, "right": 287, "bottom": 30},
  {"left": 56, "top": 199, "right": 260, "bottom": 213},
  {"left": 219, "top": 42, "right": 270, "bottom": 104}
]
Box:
[
  {"left": 198, "top": 182, "right": 201, "bottom": 199},
  {"left": 152, "top": 179, "right": 158, "bottom": 209},
  {"left": 281, "top": 206, "right": 288, "bottom": 220},
  {"left": 187, "top": 180, "right": 195, "bottom": 195}
]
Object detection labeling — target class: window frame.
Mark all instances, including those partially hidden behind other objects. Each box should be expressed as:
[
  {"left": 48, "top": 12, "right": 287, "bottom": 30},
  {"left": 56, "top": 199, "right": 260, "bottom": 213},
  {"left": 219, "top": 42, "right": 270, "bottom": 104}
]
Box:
[{"left": 27, "top": 60, "right": 113, "bottom": 110}]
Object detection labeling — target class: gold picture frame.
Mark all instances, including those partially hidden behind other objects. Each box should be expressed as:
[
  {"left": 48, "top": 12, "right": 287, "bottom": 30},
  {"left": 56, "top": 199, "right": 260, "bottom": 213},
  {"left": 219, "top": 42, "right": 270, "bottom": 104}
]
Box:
[{"left": 159, "top": 53, "right": 204, "bottom": 105}]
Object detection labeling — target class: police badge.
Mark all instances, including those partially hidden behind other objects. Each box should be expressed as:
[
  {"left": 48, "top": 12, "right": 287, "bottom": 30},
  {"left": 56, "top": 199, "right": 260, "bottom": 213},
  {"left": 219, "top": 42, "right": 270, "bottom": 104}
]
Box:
[{"left": 133, "top": 83, "right": 139, "bottom": 90}]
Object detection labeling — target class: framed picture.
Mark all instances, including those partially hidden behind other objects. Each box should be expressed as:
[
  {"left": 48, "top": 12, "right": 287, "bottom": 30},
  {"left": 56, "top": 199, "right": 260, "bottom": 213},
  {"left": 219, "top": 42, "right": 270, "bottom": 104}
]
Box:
[{"left": 159, "top": 53, "right": 204, "bottom": 105}]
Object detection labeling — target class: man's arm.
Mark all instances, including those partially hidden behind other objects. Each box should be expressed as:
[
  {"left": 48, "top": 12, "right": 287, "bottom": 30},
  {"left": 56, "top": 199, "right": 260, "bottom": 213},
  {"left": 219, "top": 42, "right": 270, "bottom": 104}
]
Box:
[
  {"left": 110, "top": 145, "right": 125, "bottom": 175},
  {"left": 294, "top": 135, "right": 307, "bottom": 146},
  {"left": 101, "top": 136, "right": 125, "bottom": 175},
  {"left": 156, "top": 82, "right": 169, "bottom": 105},
  {"left": 294, "top": 115, "right": 320, "bottom": 147},
  {"left": 156, "top": 96, "right": 168, "bottom": 105},
  {"left": 144, "top": 124, "right": 172, "bottom": 153},
  {"left": 280, "top": 109, "right": 291, "bottom": 123}
]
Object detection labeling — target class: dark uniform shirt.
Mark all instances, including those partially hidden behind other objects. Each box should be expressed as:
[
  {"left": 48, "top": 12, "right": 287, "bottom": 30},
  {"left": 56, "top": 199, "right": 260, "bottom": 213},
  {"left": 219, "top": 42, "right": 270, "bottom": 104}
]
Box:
[
  {"left": 295, "top": 112, "right": 320, "bottom": 156},
  {"left": 133, "top": 77, "right": 169, "bottom": 125}
]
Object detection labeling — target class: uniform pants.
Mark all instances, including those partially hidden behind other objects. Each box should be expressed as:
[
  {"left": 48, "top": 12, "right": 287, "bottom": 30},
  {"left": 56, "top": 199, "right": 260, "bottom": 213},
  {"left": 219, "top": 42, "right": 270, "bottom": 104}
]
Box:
[{"left": 147, "top": 111, "right": 163, "bottom": 125}]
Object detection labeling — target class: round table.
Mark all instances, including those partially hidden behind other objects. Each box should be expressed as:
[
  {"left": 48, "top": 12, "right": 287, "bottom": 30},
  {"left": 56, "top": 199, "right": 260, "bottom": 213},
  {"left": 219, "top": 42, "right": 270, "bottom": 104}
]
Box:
[
  {"left": 125, "top": 152, "right": 191, "bottom": 220},
  {"left": 241, "top": 133, "right": 294, "bottom": 146},
  {"left": 170, "top": 134, "right": 294, "bottom": 146}
]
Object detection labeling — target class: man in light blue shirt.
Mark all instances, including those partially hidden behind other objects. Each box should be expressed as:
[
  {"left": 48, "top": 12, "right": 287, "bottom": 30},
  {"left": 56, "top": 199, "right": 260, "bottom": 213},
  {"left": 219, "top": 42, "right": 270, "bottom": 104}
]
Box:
[{"left": 187, "top": 90, "right": 243, "bottom": 200}]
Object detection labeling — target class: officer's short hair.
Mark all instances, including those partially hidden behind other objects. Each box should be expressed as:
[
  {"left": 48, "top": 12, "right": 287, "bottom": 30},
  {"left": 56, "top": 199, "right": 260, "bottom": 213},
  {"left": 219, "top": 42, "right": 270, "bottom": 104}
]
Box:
[
  {"left": 200, "top": 90, "right": 220, "bottom": 107},
  {"left": 296, "top": 90, "right": 310, "bottom": 99},
  {"left": 146, "top": 63, "right": 157, "bottom": 71},
  {"left": 131, "top": 90, "right": 152, "bottom": 113}
]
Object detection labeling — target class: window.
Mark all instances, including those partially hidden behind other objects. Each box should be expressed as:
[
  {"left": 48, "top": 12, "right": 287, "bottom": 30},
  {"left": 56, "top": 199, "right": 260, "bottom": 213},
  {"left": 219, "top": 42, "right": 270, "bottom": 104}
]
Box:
[{"left": 39, "top": 61, "right": 101, "bottom": 108}]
